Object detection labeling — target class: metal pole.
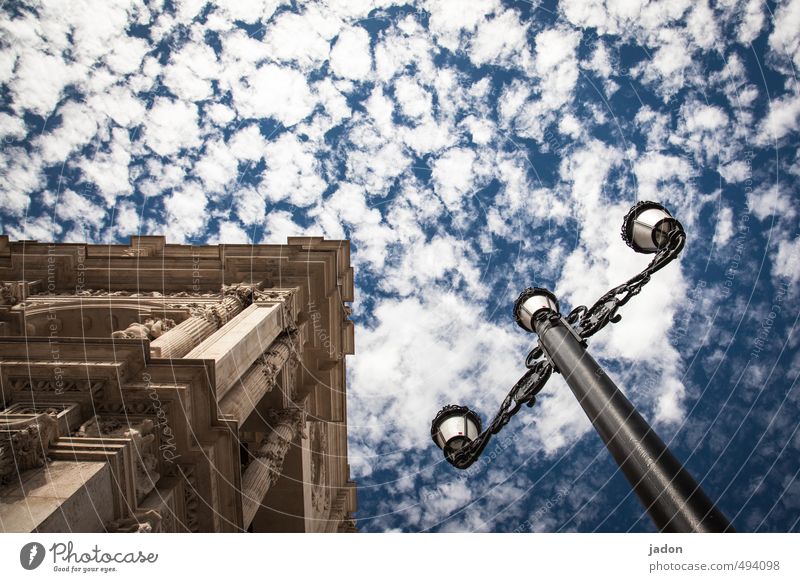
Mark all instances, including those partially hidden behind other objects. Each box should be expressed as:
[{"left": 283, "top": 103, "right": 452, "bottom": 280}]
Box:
[{"left": 534, "top": 313, "right": 734, "bottom": 532}]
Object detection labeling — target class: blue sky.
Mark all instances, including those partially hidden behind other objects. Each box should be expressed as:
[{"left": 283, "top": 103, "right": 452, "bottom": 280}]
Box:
[{"left": 1, "top": 0, "right": 799, "bottom": 532}]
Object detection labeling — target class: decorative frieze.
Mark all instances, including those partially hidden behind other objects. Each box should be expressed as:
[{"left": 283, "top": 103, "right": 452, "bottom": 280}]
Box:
[
  {"left": 178, "top": 465, "right": 201, "bottom": 533},
  {"left": 7, "top": 378, "right": 105, "bottom": 399},
  {"left": 309, "top": 421, "right": 330, "bottom": 516}
]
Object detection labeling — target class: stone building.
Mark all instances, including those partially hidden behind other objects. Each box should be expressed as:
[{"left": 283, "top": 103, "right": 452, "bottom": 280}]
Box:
[{"left": 0, "top": 235, "right": 357, "bottom": 533}]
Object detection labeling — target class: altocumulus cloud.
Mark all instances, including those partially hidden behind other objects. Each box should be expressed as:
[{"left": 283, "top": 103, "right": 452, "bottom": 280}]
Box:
[{"left": 1, "top": 0, "right": 799, "bottom": 532}]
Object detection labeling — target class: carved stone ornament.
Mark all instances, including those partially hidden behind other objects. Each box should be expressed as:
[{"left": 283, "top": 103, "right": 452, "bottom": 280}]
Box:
[
  {"left": 309, "top": 422, "right": 329, "bottom": 515},
  {"left": 111, "top": 317, "right": 176, "bottom": 340},
  {"left": 178, "top": 465, "right": 200, "bottom": 532},
  {"left": 8, "top": 377, "right": 105, "bottom": 399},
  {"left": 254, "top": 288, "right": 298, "bottom": 331},
  {"left": 1, "top": 282, "right": 17, "bottom": 306},
  {"left": 221, "top": 283, "right": 256, "bottom": 307},
  {"left": 78, "top": 417, "right": 160, "bottom": 502},
  {"left": 0, "top": 413, "right": 59, "bottom": 485},
  {"left": 106, "top": 509, "right": 162, "bottom": 533},
  {"left": 34, "top": 289, "right": 219, "bottom": 299}
]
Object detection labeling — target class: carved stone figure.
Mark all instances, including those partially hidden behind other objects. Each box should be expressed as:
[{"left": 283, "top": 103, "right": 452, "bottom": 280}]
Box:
[
  {"left": 111, "top": 317, "right": 175, "bottom": 340},
  {"left": 0, "top": 413, "right": 58, "bottom": 485},
  {"left": 106, "top": 509, "right": 162, "bottom": 533},
  {"left": 77, "top": 417, "right": 160, "bottom": 502}
]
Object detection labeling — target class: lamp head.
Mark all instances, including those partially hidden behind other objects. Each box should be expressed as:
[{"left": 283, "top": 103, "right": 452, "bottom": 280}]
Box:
[
  {"left": 430, "top": 405, "right": 482, "bottom": 461},
  {"left": 513, "top": 287, "right": 559, "bottom": 333},
  {"left": 621, "top": 201, "right": 683, "bottom": 254}
]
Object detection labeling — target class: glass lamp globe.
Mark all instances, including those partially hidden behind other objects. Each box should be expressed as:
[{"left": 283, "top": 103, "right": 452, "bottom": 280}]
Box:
[
  {"left": 513, "top": 287, "right": 560, "bottom": 333},
  {"left": 621, "top": 201, "right": 682, "bottom": 254},
  {"left": 430, "top": 405, "right": 482, "bottom": 460}
]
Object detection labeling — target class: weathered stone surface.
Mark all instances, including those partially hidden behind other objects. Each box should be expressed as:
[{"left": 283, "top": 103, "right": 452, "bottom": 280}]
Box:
[
  {"left": 0, "top": 460, "right": 113, "bottom": 532},
  {"left": 0, "top": 236, "right": 357, "bottom": 532}
]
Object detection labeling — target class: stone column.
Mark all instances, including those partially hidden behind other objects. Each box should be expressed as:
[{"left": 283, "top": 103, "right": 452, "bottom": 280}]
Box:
[
  {"left": 240, "top": 408, "right": 304, "bottom": 529},
  {"left": 150, "top": 286, "right": 251, "bottom": 358},
  {"left": 219, "top": 333, "right": 297, "bottom": 423}
]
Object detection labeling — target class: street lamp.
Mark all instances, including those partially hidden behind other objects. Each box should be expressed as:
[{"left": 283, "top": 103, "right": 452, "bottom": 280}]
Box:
[{"left": 430, "top": 201, "right": 734, "bottom": 533}]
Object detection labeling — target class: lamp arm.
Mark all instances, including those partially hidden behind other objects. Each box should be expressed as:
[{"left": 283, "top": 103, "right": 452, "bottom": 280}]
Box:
[
  {"left": 519, "top": 227, "right": 686, "bottom": 366},
  {"left": 447, "top": 360, "right": 552, "bottom": 469}
]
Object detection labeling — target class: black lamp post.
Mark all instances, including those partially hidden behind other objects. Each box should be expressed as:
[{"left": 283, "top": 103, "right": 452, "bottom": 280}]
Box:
[{"left": 430, "top": 202, "right": 734, "bottom": 533}]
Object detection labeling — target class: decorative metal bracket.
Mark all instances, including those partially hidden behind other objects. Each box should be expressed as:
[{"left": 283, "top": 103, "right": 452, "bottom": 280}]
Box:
[
  {"left": 445, "top": 360, "right": 551, "bottom": 469},
  {"left": 436, "top": 211, "right": 686, "bottom": 471}
]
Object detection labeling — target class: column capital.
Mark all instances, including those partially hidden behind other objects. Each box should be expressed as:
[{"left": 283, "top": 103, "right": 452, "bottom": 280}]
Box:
[
  {"left": 221, "top": 283, "right": 257, "bottom": 308},
  {"left": 253, "top": 287, "right": 299, "bottom": 331},
  {"left": 264, "top": 406, "right": 305, "bottom": 435}
]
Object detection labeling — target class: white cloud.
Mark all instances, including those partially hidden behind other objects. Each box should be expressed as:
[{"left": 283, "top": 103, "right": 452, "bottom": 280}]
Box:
[
  {"left": 163, "top": 39, "right": 219, "bottom": 102},
  {"left": 773, "top": 236, "right": 800, "bottom": 285},
  {"left": 262, "top": 10, "right": 335, "bottom": 70},
  {"left": 231, "top": 63, "right": 317, "bottom": 126},
  {"left": 212, "top": 0, "right": 280, "bottom": 24},
  {"left": 78, "top": 127, "right": 133, "bottom": 205},
  {"left": 261, "top": 209, "right": 309, "bottom": 243},
  {"left": 143, "top": 97, "right": 201, "bottom": 156},
  {"left": 584, "top": 41, "right": 614, "bottom": 78},
  {"left": 112, "top": 200, "right": 143, "bottom": 236},
  {"left": 206, "top": 103, "right": 236, "bottom": 125},
  {"left": 756, "top": 90, "right": 800, "bottom": 144},
  {"left": 310, "top": 183, "right": 393, "bottom": 269},
  {"left": 432, "top": 147, "right": 476, "bottom": 209},
  {"left": 712, "top": 204, "right": 734, "bottom": 247},
  {"left": 0, "top": 149, "right": 44, "bottom": 215},
  {"left": 54, "top": 188, "right": 107, "bottom": 233},
  {"left": 346, "top": 139, "right": 409, "bottom": 195},
  {"left": 394, "top": 76, "right": 432, "bottom": 119},
  {"left": 374, "top": 20, "right": 437, "bottom": 83},
  {"left": 161, "top": 181, "right": 208, "bottom": 242},
  {"left": 229, "top": 125, "right": 268, "bottom": 162},
  {"left": 747, "top": 185, "right": 795, "bottom": 221},
  {"left": 234, "top": 187, "right": 266, "bottom": 226},
  {"left": 105, "top": 36, "right": 150, "bottom": 76},
  {"left": 634, "top": 152, "right": 697, "bottom": 205},
  {"left": 35, "top": 102, "right": 98, "bottom": 164},
  {"left": 0, "top": 113, "right": 27, "bottom": 140},
  {"left": 209, "top": 220, "right": 252, "bottom": 244},
  {"left": 737, "top": 0, "right": 765, "bottom": 44},
  {"left": 469, "top": 8, "right": 530, "bottom": 69},
  {"left": 87, "top": 85, "right": 146, "bottom": 128},
  {"left": 348, "top": 289, "right": 526, "bottom": 454},
  {"left": 7, "top": 50, "right": 80, "bottom": 117},
  {"left": 330, "top": 26, "right": 373, "bottom": 81},
  {"left": 425, "top": 0, "right": 500, "bottom": 52},
  {"left": 193, "top": 138, "right": 239, "bottom": 193},
  {"left": 261, "top": 133, "right": 326, "bottom": 207},
  {"left": 534, "top": 27, "right": 581, "bottom": 109},
  {"left": 768, "top": 0, "right": 800, "bottom": 71},
  {"left": 4, "top": 213, "right": 63, "bottom": 241}
]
